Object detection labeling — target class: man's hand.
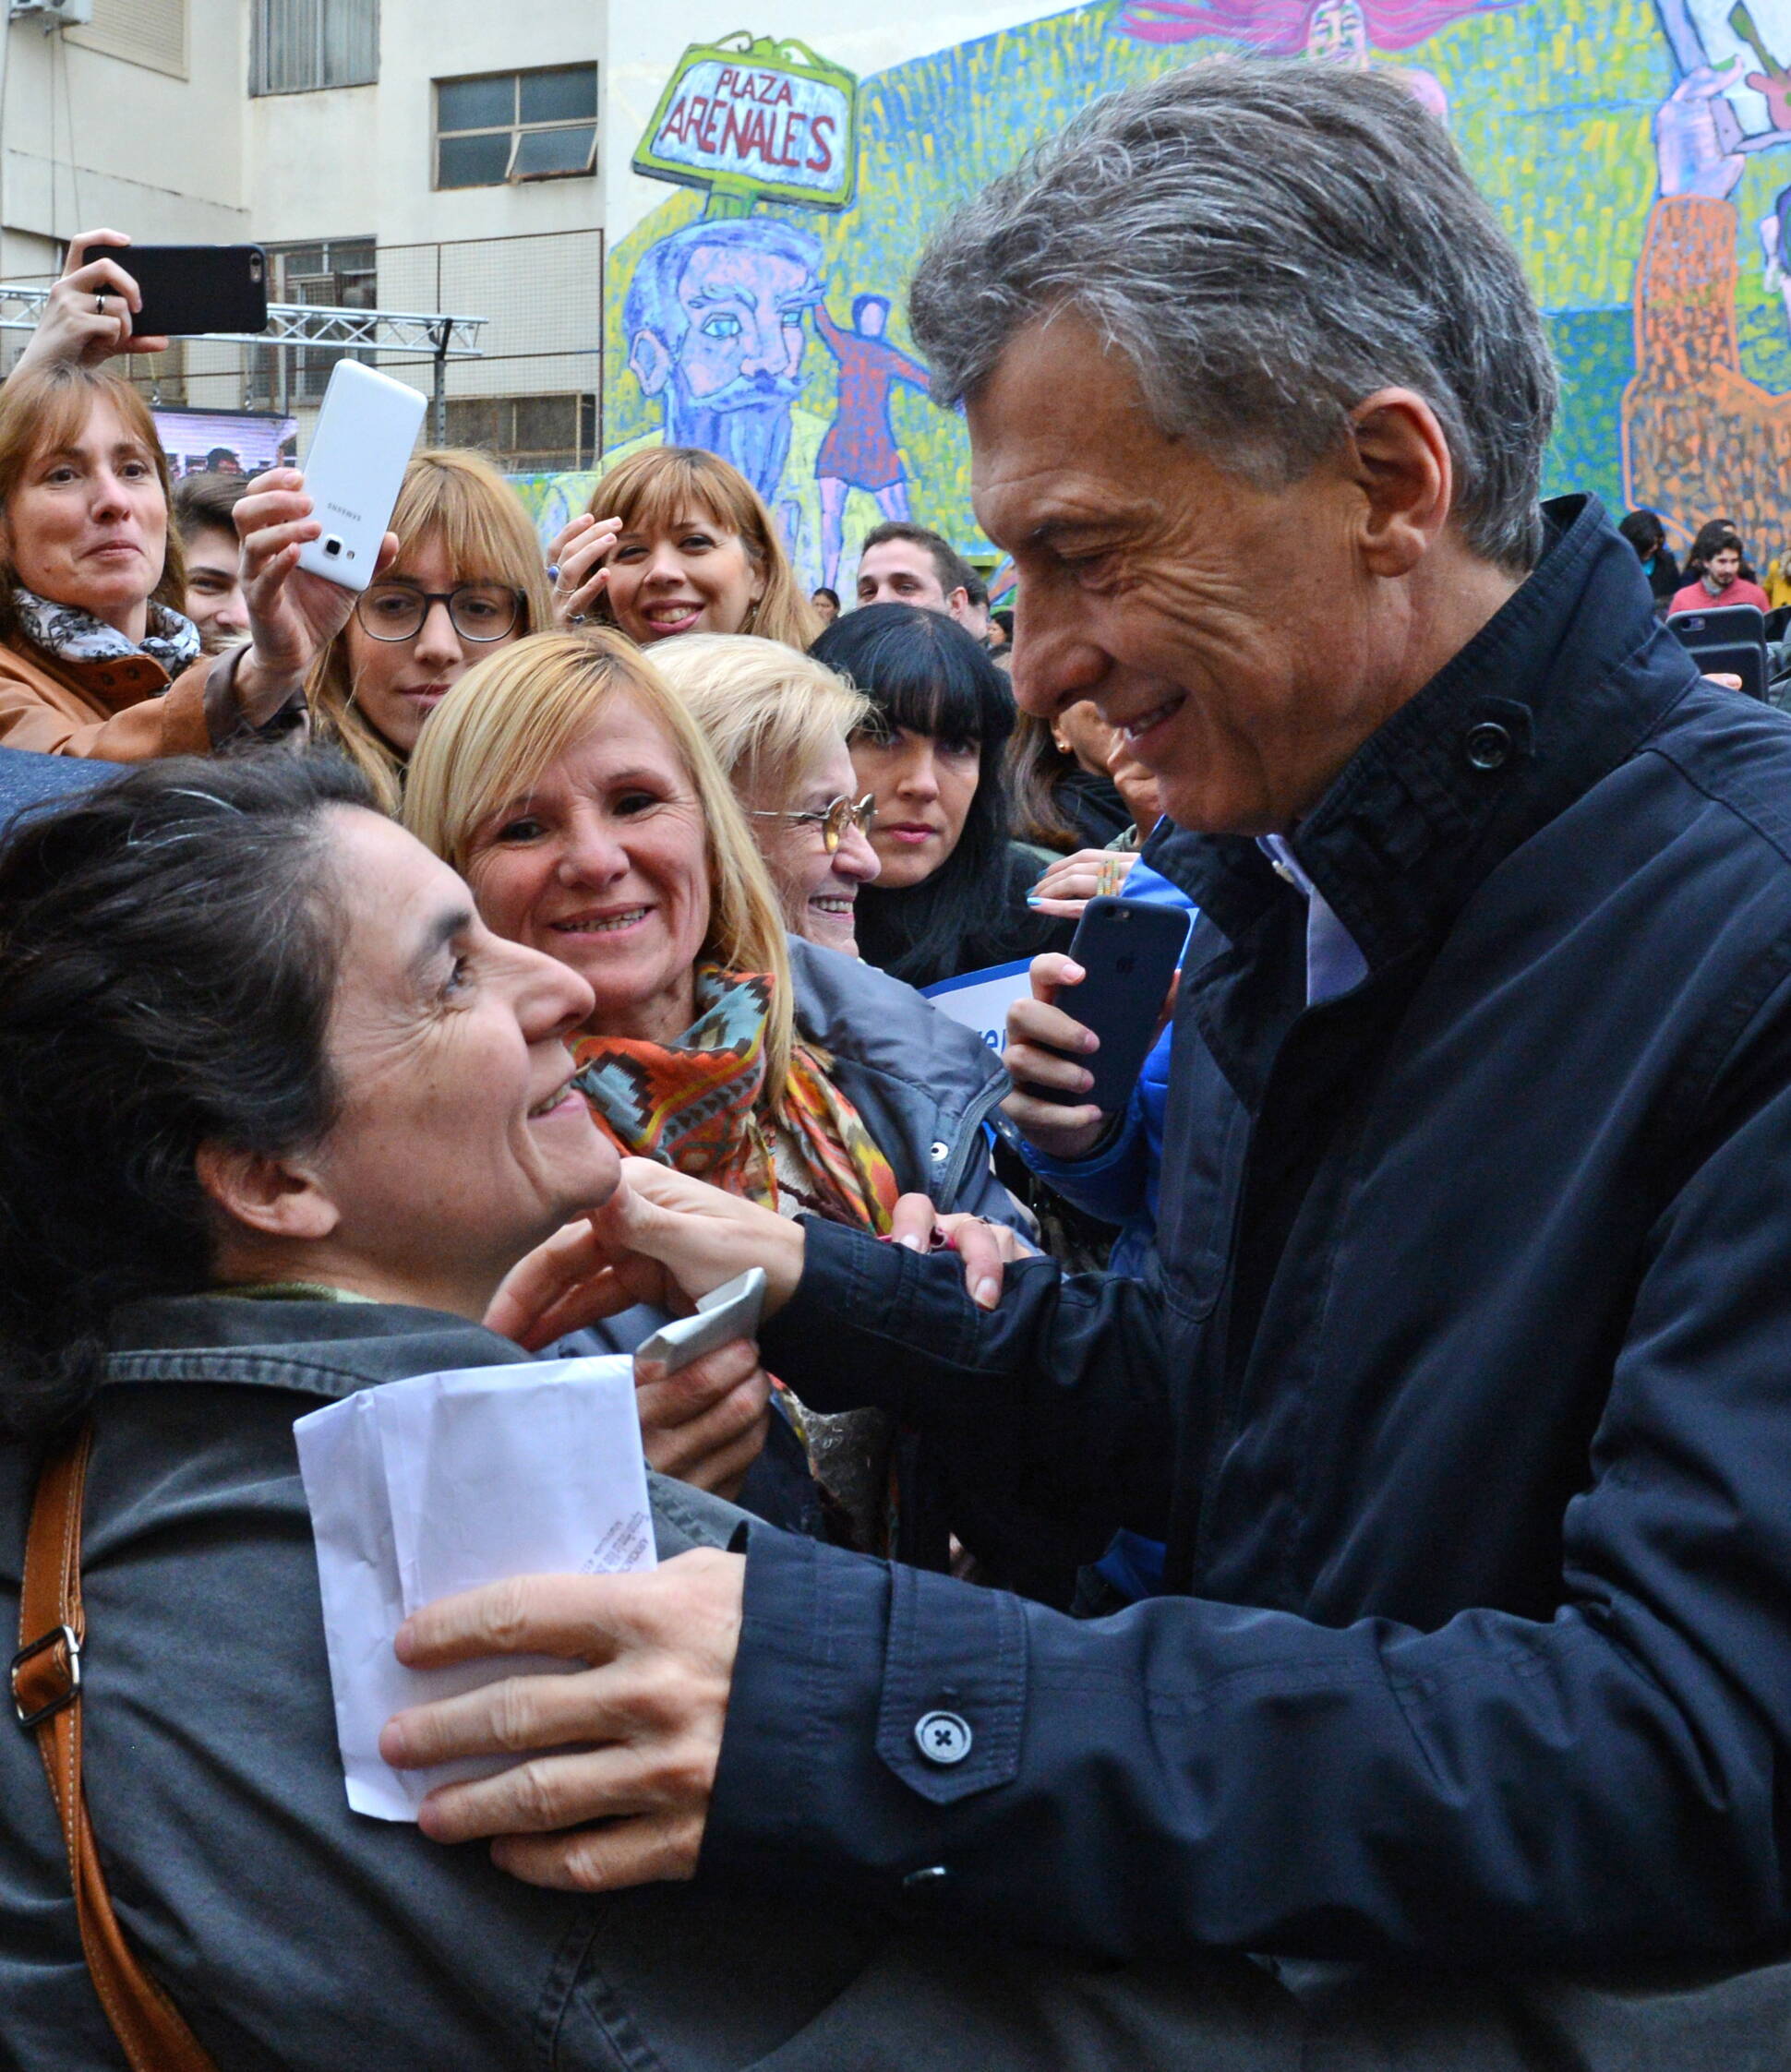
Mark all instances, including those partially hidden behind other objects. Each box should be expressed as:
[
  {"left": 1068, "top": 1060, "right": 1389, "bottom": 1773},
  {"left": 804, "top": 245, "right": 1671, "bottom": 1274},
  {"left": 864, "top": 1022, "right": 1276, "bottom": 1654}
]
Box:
[
  {"left": 232, "top": 468, "right": 398, "bottom": 725},
  {"left": 886, "top": 1192, "right": 1035, "bottom": 1309},
  {"left": 12, "top": 231, "right": 168, "bottom": 377},
  {"left": 636, "top": 1335, "right": 770, "bottom": 1499},
  {"left": 546, "top": 511, "right": 621, "bottom": 627},
  {"left": 487, "top": 1159, "right": 806, "bottom": 1351},
  {"left": 379, "top": 1550, "right": 745, "bottom": 1891}
]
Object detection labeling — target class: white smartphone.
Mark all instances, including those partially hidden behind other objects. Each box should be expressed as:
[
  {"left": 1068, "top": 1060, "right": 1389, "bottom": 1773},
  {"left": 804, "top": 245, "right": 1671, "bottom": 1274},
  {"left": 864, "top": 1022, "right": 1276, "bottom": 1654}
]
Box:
[
  {"left": 294, "top": 360, "right": 427, "bottom": 592},
  {"left": 635, "top": 1269, "right": 768, "bottom": 1373}
]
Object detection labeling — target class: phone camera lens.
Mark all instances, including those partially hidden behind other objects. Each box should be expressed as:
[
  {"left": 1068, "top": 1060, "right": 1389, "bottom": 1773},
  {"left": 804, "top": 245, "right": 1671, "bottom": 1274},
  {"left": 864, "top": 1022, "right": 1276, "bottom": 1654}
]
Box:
[{"left": 324, "top": 536, "right": 343, "bottom": 557}]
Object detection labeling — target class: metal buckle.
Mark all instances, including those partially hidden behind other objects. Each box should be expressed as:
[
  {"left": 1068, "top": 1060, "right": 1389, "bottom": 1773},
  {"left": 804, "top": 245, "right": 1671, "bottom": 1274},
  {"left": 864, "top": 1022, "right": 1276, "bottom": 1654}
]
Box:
[{"left": 10, "top": 1623, "right": 80, "bottom": 1730}]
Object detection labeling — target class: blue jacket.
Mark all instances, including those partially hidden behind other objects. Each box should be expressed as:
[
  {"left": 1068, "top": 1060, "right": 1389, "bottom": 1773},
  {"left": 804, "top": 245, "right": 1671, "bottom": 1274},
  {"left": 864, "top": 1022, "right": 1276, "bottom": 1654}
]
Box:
[{"left": 702, "top": 497, "right": 1791, "bottom": 1969}]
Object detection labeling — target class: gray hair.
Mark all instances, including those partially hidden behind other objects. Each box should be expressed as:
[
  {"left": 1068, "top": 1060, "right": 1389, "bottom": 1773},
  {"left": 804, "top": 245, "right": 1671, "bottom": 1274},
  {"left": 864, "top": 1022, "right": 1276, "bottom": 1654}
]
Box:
[{"left": 908, "top": 61, "right": 1557, "bottom": 571}]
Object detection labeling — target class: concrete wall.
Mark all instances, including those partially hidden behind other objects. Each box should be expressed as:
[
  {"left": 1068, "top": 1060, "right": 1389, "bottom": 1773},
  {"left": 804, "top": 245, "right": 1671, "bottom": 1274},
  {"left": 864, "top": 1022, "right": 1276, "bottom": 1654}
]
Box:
[{"left": 0, "top": 0, "right": 248, "bottom": 254}]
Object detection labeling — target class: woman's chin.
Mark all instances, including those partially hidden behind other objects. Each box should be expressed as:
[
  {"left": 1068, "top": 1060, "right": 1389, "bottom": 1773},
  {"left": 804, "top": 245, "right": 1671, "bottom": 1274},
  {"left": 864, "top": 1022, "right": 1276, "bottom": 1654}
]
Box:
[{"left": 802, "top": 905, "right": 860, "bottom": 957}]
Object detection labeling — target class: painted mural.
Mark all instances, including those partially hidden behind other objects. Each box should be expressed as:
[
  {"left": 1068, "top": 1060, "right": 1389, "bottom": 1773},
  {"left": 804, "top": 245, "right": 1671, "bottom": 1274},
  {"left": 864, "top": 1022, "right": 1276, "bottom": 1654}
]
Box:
[{"left": 599, "top": 0, "right": 1791, "bottom": 583}]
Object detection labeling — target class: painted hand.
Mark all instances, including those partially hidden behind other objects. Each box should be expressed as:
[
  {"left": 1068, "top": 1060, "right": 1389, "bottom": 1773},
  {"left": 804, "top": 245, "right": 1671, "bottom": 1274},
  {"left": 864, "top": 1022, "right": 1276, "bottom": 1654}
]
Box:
[{"left": 1656, "top": 61, "right": 1753, "bottom": 200}]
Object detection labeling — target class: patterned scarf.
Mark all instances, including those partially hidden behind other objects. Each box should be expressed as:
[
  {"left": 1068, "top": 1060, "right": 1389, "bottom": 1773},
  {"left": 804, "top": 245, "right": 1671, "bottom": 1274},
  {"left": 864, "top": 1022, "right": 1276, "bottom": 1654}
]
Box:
[
  {"left": 571, "top": 965, "right": 899, "bottom": 1233},
  {"left": 13, "top": 585, "right": 201, "bottom": 678}
]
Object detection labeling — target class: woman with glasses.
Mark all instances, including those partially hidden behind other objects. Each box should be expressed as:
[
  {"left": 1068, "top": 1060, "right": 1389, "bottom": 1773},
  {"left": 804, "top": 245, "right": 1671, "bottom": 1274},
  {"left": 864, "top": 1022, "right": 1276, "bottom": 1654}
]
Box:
[
  {"left": 307, "top": 449, "right": 552, "bottom": 812},
  {"left": 648, "top": 634, "right": 881, "bottom": 958},
  {"left": 405, "top": 630, "right": 1031, "bottom": 1556}
]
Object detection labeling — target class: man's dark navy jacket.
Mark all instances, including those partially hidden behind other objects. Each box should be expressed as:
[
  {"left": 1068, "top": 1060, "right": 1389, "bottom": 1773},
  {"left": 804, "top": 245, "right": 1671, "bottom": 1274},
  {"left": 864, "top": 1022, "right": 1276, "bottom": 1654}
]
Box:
[{"left": 705, "top": 497, "right": 1791, "bottom": 1969}]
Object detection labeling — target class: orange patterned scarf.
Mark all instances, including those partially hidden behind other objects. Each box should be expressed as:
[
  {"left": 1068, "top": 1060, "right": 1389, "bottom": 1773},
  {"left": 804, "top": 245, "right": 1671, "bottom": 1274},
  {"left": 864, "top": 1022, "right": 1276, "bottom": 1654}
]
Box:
[{"left": 570, "top": 965, "right": 899, "bottom": 1232}]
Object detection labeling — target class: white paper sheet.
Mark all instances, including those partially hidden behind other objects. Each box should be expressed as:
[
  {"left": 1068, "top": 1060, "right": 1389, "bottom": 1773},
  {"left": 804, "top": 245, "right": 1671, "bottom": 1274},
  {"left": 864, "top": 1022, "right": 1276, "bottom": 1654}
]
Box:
[{"left": 294, "top": 1356, "right": 655, "bottom": 1822}]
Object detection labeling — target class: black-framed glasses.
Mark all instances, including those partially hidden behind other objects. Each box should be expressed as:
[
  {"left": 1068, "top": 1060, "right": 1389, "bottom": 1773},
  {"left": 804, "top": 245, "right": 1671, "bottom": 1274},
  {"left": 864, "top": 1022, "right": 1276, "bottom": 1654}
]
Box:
[
  {"left": 751, "top": 793, "right": 876, "bottom": 854},
  {"left": 353, "top": 581, "right": 523, "bottom": 643}
]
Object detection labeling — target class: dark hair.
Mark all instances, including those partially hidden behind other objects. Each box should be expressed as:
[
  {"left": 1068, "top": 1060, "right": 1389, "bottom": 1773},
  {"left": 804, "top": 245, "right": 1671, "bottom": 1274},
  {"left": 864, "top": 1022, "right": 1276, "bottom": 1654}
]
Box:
[
  {"left": 1685, "top": 521, "right": 1745, "bottom": 583},
  {"left": 811, "top": 585, "right": 840, "bottom": 610},
  {"left": 172, "top": 469, "right": 249, "bottom": 544},
  {"left": 811, "top": 602, "right": 1016, "bottom": 986},
  {"left": 1617, "top": 509, "right": 1665, "bottom": 559},
  {"left": 1005, "top": 709, "right": 1088, "bottom": 852},
  {"left": 0, "top": 755, "right": 368, "bottom": 1435},
  {"left": 859, "top": 521, "right": 977, "bottom": 603},
  {"left": 992, "top": 607, "right": 1014, "bottom": 638}
]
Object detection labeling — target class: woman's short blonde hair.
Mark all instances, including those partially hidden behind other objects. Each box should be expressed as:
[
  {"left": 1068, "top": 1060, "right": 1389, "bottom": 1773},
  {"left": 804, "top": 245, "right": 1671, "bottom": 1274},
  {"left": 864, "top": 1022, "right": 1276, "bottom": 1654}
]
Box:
[
  {"left": 586, "top": 447, "right": 818, "bottom": 651},
  {"left": 648, "top": 634, "right": 870, "bottom": 811},
  {"left": 309, "top": 448, "right": 555, "bottom": 814},
  {"left": 403, "top": 629, "right": 796, "bottom": 1095},
  {"left": 0, "top": 363, "right": 186, "bottom": 649}
]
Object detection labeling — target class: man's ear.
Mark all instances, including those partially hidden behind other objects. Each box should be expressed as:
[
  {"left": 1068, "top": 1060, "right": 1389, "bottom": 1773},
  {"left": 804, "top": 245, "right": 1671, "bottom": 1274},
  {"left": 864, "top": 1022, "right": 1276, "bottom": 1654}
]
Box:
[
  {"left": 195, "top": 1141, "right": 341, "bottom": 1245},
  {"left": 1345, "top": 388, "right": 1454, "bottom": 581},
  {"left": 629, "top": 329, "right": 673, "bottom": 399},
  {"left": 946, "top": 586, "right": 972, "bottom": 623}
]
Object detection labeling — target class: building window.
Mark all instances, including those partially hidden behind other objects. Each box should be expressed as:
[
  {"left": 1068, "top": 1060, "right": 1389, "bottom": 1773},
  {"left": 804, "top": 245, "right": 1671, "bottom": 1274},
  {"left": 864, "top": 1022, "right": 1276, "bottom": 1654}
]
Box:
[
  {"left": 251, "top": 0, "right": 377, "bottom": 95},
  {"left": 444, "top": 393, "right": 599, "bottom": 473},
  {"left": 67, "top": 0, "right": 188, "bottom": 78},
  {"left": 435, "top": 66, "right": 597, "bottom": 189},
  {"left": 248, "top": 239, "right": 377, "bottom": 408}
]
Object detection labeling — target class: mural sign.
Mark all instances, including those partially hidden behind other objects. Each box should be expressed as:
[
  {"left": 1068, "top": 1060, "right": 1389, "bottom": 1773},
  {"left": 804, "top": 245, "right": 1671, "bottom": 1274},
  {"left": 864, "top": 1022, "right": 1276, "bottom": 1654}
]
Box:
[
  {"left": 602, "top": 0, "right": 1791, "bottom": 597},
  {"left": 635, "top": 34, "right": 859, "bottom": 214}
]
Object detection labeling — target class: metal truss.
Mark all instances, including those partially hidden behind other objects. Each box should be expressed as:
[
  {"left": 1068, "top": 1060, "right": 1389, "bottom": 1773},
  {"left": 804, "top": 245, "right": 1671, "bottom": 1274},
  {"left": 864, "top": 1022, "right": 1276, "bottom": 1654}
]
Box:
[{"left": 0, "top": 286, "right": 487, "bottom": 356}]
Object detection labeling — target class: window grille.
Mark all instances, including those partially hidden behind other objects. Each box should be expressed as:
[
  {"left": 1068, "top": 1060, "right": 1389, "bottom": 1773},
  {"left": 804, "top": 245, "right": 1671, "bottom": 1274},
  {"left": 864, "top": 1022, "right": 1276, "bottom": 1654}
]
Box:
[{"left": 67, "top": 0, "right": 187, "bottom": 78}]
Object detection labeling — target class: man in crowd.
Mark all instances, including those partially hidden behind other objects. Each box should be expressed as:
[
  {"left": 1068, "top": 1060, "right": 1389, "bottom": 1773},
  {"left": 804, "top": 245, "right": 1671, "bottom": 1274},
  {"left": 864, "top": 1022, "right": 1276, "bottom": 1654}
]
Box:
[
  {"left": 171, "top": 472, "right": 249, "bottom": 654},
  {"left": 854, "top": 518, "right": 980, "bottom": 623},
  {"left": 382, "top": 61, "right": 1791, "bottom": 2056}
]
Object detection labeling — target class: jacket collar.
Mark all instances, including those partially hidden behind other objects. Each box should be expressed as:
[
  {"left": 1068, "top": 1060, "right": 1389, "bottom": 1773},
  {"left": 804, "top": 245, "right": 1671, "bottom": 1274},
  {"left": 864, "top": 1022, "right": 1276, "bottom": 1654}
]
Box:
[
  {"left": 103, "top": 1292, "right": 521, "bottom": 1403},
  {"left": 1145, "top": 496, "right": 1701, "bottom": 973}
]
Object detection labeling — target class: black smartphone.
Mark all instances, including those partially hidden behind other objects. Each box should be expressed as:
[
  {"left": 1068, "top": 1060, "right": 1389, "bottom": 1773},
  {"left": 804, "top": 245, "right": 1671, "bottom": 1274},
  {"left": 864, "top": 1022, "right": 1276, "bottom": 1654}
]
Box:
[
  {"left": 124, "top": 245, "right": 268, "bottom": 338},
  {"left": 1668, "top": 605, "right": 1769, "bottom": 701},
  {"left": 1038, "top": 895, "right": 1189, "bottom": 1112}
]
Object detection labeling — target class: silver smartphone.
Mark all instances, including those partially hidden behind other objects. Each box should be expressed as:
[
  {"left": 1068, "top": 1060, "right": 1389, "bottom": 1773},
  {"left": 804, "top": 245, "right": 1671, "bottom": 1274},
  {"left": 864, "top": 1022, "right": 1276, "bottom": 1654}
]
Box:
[
  {"left": 635, "top": 1268, "right": 768, "bottom": 1373},
  {"left": 294, "top": 360, "right": 427, "bottom": 592}
]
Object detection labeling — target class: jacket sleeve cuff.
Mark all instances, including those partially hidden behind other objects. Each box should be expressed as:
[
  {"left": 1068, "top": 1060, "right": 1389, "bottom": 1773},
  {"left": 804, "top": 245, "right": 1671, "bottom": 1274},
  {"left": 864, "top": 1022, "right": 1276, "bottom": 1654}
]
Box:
[
  {"left": 202, "top": 645, "right": 309, "bottom": 749},
  {"left": 702, "top": 1526, "right": 1028, "bottom": 1910}
]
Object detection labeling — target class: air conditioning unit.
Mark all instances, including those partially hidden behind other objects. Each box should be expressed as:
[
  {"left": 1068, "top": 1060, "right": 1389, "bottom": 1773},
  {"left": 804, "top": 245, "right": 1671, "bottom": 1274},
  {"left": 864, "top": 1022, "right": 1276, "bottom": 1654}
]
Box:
[{"left": 8, "top": 0, "right": 96, "bottom": 26}]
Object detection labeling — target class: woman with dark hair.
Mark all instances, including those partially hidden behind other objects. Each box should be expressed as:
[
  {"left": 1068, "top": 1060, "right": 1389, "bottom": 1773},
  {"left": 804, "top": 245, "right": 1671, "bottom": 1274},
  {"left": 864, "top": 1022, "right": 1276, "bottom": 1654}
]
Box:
[
  {"left": 1005, "top": 705, "right": 1131, "bottom": 855},
  {"left": 0, "top": 753, "right": 782, "bottom": 2066},
  {"left": 1670, "top": 522, "right": 1769, "bottom": 615},
  {"left": 1617, "top": 509, "right": 1679, "bottom": 615},
  {"left": 811, "top": 602, "right": 1071, "bottom": 988}
]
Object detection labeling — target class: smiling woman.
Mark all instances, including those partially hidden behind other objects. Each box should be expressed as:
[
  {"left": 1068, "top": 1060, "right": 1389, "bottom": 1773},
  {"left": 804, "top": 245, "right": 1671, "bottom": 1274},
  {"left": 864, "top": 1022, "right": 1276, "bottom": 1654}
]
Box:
[
  {"left": 405, "top": 629, "right": 1033, "bottom": 1550},
  {"left": 571, "top": 445, "right": 817, "bottom": 650}
]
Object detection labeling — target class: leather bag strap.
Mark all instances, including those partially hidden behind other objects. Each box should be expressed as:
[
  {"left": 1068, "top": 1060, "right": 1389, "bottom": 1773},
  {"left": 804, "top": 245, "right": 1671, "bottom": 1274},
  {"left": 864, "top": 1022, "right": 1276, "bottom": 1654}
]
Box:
[{"left": 11, "top": 1419, "right": 219, "bottom": 2072}]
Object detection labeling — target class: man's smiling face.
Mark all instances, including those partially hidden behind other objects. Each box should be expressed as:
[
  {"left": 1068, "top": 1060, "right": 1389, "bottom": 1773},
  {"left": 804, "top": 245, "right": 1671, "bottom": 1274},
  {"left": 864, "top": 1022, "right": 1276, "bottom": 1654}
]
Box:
[{"left": 967, "top": 311, "right": 1408, "bottom": 835}]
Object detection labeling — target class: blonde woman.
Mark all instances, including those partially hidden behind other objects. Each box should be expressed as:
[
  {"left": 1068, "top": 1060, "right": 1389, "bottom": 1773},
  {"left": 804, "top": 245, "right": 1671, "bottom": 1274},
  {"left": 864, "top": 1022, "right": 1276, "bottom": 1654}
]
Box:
[
  {"left": 648, "top": 632, "right": 882, "bottom": 957},
  {"left": 306, "top": 449, "right": 554, "bottom": 811},
  {"left": 405, "top": 629, "right": 1028, "bottom": 1553},
  {"left": 546, "top": 445, "right": 818, "bottom": 651}
]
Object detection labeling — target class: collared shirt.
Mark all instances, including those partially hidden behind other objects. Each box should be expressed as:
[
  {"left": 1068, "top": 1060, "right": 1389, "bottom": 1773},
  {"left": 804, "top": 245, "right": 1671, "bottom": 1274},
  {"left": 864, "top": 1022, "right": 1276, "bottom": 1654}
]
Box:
[{"left": 1256, "top": 833, "right": 1369, "bottom": 1006}]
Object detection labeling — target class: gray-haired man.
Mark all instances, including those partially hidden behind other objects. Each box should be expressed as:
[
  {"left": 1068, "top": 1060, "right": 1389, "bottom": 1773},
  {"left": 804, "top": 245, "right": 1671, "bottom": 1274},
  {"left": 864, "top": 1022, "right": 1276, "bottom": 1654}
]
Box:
[{"left": 380, "top": 61, "right": 1791, "bottom": 2061}]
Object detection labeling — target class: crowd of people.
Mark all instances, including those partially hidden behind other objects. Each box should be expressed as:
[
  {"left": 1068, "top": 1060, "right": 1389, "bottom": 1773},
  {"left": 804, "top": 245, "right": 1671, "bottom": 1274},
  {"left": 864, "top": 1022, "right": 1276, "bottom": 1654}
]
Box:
[{"left": 8, "top": 54, "right": 1791, "bottom": 2072}]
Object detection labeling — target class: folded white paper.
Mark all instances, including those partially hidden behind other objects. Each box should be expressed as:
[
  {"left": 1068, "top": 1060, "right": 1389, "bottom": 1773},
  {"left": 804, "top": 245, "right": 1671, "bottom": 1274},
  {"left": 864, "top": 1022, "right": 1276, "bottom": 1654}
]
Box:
[{"left": 294, "top": 1356, "right": 655, "bottom": 1822}]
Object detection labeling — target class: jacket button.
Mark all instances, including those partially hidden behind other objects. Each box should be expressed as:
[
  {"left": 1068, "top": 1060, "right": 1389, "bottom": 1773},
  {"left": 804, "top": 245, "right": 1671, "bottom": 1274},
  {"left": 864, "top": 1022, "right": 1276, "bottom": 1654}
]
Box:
[
  {"left": 1464, "top": 721, "right": 1512, "bottom": 772},
  {"left": 930, "top": 1140, "right": 950, "bottom": 1163},
  {"left": 914, "top": 1710, "right": 973, "bottom": 1764}
]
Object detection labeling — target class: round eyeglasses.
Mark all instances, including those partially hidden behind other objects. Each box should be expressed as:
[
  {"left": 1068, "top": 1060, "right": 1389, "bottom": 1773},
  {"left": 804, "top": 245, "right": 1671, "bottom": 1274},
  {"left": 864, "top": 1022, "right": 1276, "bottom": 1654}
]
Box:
[
  {"left": 352, "top": 581, "right": 523, "bottom": 644},
  {"left": 751, "top": 794, "right": 876, "bottom": 854}
]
